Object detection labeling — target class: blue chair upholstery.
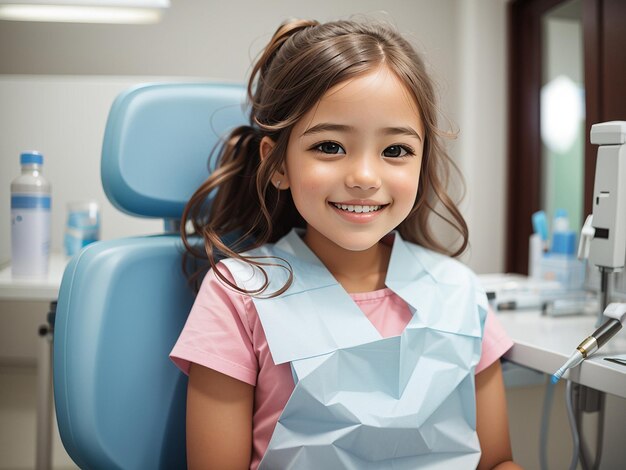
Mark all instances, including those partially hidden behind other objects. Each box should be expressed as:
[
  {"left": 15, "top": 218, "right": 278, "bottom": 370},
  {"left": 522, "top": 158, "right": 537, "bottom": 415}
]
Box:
[{"left": 54, "top": 83, "right": 247, "bottom": 469}]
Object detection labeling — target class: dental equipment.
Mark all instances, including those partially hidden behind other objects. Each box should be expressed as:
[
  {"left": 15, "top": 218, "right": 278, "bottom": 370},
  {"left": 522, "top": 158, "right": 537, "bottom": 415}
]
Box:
[
  {"left": 578, "top": 121, "right": 626, "bottom": 318},
  {"left": 551, "top": 302, "right": 626, "bottom": 383},
  {"left": 544, "top": 121, "right": 626, "bottom": 470},
  {"left": 553, "top": 120, "right": 626, "bottom": 381}
]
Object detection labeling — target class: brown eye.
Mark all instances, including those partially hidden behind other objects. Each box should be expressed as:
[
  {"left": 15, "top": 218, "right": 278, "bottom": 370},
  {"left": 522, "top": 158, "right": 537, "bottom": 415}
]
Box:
[
  {"left": 315, "top": 142, "right": 344, "bottom": 154},
  {"left": 383, "top": 145, "right": 411, "bottom": 158}
]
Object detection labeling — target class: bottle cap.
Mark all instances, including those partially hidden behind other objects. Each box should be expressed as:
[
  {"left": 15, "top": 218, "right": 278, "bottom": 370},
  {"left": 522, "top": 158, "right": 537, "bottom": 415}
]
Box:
[
  {"left": 20, "top": 151, "right": 43, "bottom": 165},
  {"left": 532, "top": 210, "right": 549, "bottom": 241},
  {"left": 555, "top": 208, "right": 568, "bottom": 218},
  {"left": 553, "top": 208, "right": 569, "bottom": 232}
]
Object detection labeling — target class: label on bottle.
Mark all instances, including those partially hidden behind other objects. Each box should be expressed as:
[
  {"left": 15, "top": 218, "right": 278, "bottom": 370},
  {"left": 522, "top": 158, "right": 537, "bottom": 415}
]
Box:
[{"left": 11, "top": 194, "right": 51, "bottom": 277}]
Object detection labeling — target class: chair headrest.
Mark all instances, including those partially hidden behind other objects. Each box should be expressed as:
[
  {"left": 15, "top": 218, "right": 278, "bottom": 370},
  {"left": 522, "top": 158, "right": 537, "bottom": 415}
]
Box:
[{"left": 101, "top": 82, "right": 247, "bottom": 219}]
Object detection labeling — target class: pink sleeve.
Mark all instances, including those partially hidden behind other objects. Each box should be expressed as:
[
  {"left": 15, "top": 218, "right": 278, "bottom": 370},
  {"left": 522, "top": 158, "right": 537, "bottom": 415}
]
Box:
[
  {"left": 475, "top": 307, "right": 514, "bottom": 374},
  {"left": 169, "top": 265, "right": 258, "bottom": 386}
]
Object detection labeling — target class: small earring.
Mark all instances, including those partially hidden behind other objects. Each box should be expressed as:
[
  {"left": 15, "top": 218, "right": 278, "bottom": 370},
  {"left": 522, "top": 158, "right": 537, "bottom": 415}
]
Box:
[{"left": 275, "top": 180, "right": 281, "bottom": 189}]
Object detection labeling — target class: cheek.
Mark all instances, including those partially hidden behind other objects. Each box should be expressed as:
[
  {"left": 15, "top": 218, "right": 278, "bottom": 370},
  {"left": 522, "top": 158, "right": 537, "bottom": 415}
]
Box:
[
  {"left": 388, "top": 173, "right": 420, "bottom": 218},
  {"left": 290, "top": 164, "right": 334, "bottom": 197},
  {"left": 394, "top": 168, "right": 421, "bottom": 201}
]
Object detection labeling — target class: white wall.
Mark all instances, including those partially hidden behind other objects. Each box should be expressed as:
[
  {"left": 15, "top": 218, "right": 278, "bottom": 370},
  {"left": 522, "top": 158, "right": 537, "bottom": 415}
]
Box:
[
  {"left": 0, "top": 0, "right": 507, "bottom": 273},
  {"left": 0, "top": 0, "right": 465, "bottom": 260},
  {"left": 457, "top": 0, "right": 508, "bottom": 273}
]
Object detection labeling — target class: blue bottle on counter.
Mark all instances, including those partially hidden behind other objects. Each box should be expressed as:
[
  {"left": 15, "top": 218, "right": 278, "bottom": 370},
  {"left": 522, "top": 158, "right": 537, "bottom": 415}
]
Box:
[
  {"left": 64, "top": 201, "right": 100, "bottom": 256},
  {"left": 11, "top": 151, "right": 51, "bottom": 277},
  {"left": 551, "top": 208, "right": 577, "bottom": 255}
]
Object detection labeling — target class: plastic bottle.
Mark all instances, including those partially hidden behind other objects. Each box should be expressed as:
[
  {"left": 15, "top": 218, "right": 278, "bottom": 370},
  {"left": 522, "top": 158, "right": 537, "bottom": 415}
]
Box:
[
  {"left": 543, "top": 208, "right": 585, "bottom": 290},
  {"left": 551, "top": 208, "right": 576, "bottom": 255},
  {"left": 11, "top": 151, "right": 51, "bottom": 277},
  {"left": 64, "top": 201, "right": 100, "bottom": 256}
]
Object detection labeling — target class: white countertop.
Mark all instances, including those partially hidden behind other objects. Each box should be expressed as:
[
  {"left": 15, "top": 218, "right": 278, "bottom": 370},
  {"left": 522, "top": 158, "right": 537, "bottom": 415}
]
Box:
[
  {"left": 0, "top": 253, "right": 70, "bottom": 301},
  {"left": 498, "top": 310, "right": 626, "bottom": 398}
]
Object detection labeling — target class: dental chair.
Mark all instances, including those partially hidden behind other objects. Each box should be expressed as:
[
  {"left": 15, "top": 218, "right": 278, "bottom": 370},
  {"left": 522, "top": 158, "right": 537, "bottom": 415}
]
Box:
[{"left": 54, "top": 82, "right": 247, "bottom": 469}]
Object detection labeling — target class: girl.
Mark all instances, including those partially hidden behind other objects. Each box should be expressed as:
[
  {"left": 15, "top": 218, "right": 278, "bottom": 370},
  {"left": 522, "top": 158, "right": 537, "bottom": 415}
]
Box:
[{"left": 171, "top": 19, "right": 521, "bottom": 470}]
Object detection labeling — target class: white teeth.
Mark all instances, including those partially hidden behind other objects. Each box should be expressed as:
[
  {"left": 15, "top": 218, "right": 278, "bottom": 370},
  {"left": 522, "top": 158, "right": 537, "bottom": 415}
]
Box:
[{"left": 332, "top": 203, "right": 382, "bottom": 213}]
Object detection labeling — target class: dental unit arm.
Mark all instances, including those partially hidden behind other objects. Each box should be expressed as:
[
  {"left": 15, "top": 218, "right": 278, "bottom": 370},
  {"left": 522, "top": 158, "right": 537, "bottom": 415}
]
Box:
[
  {"left": 553, "top": 121, "right": 626, "bottom": 383},
  {"left": 552, "top": 303, "right": 626, "bottom": 383}
]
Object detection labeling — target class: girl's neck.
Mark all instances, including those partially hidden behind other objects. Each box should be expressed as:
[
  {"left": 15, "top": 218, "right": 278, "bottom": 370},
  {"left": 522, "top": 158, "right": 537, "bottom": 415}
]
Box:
[{"left": 302, "top": 227, "right": 392, "bottom": 293}]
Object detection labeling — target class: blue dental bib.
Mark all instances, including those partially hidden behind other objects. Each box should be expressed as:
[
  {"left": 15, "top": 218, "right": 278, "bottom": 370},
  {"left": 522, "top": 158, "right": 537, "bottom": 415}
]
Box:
[{"left": 223, "top": 229, "right": 487, "bottom": 469}]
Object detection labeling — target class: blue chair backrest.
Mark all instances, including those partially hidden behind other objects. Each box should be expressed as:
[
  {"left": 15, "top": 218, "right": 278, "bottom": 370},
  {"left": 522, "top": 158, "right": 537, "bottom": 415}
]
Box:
[{"left": 54, "top": 83, "right": 247, "bottom": 469}]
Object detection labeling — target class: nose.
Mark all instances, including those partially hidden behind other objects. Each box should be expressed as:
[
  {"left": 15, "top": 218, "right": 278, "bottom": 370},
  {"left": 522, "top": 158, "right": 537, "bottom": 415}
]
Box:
[{"left": 345, "top": 155, "right": 382, "bottom": 190}]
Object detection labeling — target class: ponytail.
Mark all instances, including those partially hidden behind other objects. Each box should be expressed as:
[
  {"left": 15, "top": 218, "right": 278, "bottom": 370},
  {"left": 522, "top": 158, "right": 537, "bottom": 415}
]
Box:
[
  {"left": 181, "top": 125, "right": 263, "bottom": 292},
  {"left": 248, "top": 19, "right": 320, "bottom": 116}
]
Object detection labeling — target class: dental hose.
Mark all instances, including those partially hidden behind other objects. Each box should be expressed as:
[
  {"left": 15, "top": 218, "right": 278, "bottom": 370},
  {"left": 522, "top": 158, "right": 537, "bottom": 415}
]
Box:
[
  {"left": 564, "top": 381, "right": 580, "bottom": 470},
  {"left": 539, "top": 380, "right": 556, "bottom": 470},
  {"left": 540, "top": 380, "right": 579, "bottom": 470},
  {"left": 544, "top": 304, "right": 625, "bottom": 470}
]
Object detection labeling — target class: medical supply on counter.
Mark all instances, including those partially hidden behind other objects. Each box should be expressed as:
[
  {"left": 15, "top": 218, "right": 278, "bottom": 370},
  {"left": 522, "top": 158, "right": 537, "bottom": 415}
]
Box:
[
  {"left": 604, "top": 354, "right": 626, "bottom": 366},
  {"left": 532, "top": 210, "right": 549, "bottom": 249},
  {"left": 10, "top": 151, "right": 51, "bottom": 277},
  {"left": 530, "top": 209, "right": 585, "bottom": 289},
  {"left": 551, "top": 209, "right": 577, "bottom": 255},
  {"left": 477, "top": 273, "right": 584, "bottom": 311},
  {"left": 539, "top": 253, "right": 586, "bottom": 290},
  {"left": 528, "top": 233, "right": 543, "bottom": 279},
  {"left": 530, "top": 211, "right": 549, "bottom": 279},
  {"left": 544, "top": 209, "right": 584, "bottom": 289},
  {"left": 64, "top": 201, "right": 100, "bottom": 256},
  {"left": 543, "top": 296, "right": 599, "bottom": 317},
  {"left": 551, "top": 302, "right": 626, "bottom": 383}
]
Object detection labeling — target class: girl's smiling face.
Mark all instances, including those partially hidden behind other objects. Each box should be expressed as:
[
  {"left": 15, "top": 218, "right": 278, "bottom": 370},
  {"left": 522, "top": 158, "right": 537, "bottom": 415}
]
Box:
[{"left": 270, "top": 66, "right": 424, "bottom": 254}]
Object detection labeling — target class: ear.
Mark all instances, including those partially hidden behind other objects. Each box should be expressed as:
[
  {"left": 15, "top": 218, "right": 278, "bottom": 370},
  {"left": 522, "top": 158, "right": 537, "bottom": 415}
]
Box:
[{"left": 259, "top": 136, "right": 290, "bottom": 190}]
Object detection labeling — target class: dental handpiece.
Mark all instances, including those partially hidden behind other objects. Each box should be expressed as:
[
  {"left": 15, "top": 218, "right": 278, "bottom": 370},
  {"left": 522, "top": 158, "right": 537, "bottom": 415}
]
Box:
[{"left": 551, "top": 302, "right": 626, "bottom": 384}]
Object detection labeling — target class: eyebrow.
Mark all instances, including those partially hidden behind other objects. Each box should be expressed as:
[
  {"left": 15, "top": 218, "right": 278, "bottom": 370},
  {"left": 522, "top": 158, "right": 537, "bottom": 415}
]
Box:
[{"left": 301, "top": 122, "right": 422, "bottom": 142}]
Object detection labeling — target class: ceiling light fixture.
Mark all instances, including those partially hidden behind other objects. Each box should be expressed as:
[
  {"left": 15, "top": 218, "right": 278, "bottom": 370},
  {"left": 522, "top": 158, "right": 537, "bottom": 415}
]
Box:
[{"left": 0, "top": 0, "right": 169, "bottom": 24}]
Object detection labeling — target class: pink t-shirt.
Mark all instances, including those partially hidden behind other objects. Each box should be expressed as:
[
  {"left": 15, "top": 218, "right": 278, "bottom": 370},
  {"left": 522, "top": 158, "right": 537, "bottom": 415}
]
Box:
[{"left": 170, "top": 264, "right": 513, "bottom": 470}]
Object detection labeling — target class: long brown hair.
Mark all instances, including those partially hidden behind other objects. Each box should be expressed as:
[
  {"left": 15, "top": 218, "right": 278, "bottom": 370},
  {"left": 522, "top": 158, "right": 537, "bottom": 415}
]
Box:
[{"left": 181, "top": 19, "right": 468, "bottom": 294}]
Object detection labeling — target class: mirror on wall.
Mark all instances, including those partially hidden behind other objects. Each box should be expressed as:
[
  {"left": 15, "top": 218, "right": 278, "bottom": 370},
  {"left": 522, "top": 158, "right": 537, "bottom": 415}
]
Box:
[
  {"left": 507, "top": 0, "right": 626, "bottom": 274},
  {"left": 540, "top": 0, "right": 584, "bottom": 238}
]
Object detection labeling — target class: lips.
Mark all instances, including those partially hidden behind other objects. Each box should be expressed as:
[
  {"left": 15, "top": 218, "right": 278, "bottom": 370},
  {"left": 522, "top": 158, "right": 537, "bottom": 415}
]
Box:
[
  {"left": 328, "top": 201, "right": 389, "bottom": 223},
  {"left": 331, "top": 203, "right": 383, "bottom": 213}
]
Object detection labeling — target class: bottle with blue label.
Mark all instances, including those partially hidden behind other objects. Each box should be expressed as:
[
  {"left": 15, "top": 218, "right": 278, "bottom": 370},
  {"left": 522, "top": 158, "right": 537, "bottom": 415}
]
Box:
[
  {"left": 64, "top": 201, "right": 100, "bottom": 256},
  {"left": 11, "top": 151, "right": 51, "bottom": 277},
  {"left": 540, "top": 208, "right": 585, "bottom": 290},
  {"left": 551, "top": 209, "right": 577, "bottom": 255}
]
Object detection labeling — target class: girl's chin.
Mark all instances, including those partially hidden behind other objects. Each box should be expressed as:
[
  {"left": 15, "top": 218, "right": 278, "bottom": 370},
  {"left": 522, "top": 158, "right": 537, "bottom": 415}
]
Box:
[{"left": 307, "top": 230, "right": 387, "bottom": 253}]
